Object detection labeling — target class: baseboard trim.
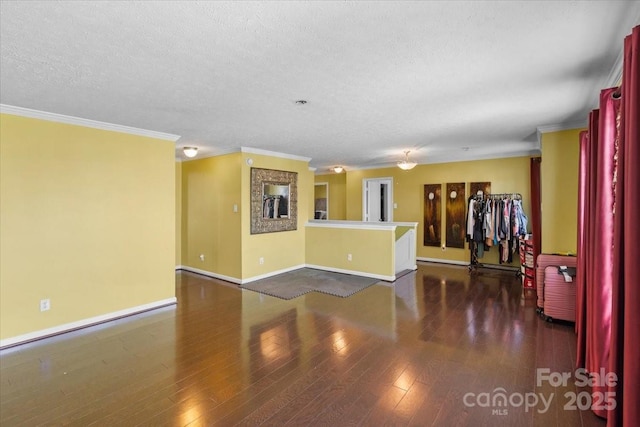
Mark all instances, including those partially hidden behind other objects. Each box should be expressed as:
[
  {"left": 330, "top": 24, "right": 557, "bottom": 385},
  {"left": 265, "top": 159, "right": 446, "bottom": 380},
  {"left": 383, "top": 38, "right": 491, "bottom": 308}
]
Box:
[
  {"left": 0, "top": 298, "right": 177, "bottom": 349},
  {"left": 177, "top": 264, "right": 310, "bottom": 285},
  {"left": 177, "top": 266, "right": 242, "bottom": 284},
  {"left": 241, "top": 265, "right": 306, "bottom": 284},
  {"left": 417, "top": 257, "right": 520, "bottom": 272},
  {"left": 417, "top": 257, "right": 469, "bottom": 266},
  {"left": 305, "top": 264, "right": 395, "bottom": 282},
  {"left": 178, "top": 264, "right": 399, "bottom": 284}
]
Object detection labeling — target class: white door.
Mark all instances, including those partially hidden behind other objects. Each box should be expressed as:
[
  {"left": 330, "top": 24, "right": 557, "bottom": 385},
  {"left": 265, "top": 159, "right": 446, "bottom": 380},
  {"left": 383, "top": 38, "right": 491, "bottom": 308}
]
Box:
[{"left": 363, "top": 178, "right": 393, "bottom": 222}]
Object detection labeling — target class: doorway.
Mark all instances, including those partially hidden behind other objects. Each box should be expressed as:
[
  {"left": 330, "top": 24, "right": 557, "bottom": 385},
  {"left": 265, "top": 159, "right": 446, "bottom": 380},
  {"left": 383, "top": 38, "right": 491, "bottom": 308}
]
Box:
[
  {"left": 363, "top": 178, "right": 393, "bottom": 222},
  {"left": 314, "top": 182, "right": 329, "bottom": 220}
]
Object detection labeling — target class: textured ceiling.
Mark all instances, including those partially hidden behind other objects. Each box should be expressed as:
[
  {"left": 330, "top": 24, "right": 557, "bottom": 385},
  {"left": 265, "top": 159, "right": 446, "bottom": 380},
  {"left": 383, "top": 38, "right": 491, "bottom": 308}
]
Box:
[{"left": 1, "top": 1, "right": 639, "bottom": 171}]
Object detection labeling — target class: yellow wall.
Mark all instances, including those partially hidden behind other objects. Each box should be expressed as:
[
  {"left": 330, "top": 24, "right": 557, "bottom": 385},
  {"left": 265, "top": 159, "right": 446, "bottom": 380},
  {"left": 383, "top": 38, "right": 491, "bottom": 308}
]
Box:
[
  {"left": 305, "top": 226, "right": 395, "bottom": 278},
  {"left": 0, "top": 114, "right": 175, "bottom": 341},
  {"left": 314, "top": 183, "right": 327, "bottom": 198},
  {"left": 344, "top": 157, "right": 532, "bottom": 264},
  {"left": 175, "top": 161, "right": 182, "bottom": 266},
  {"left": 241, "top": 153, "right": 313, "bottom": 279},
  {"left": 181, "top": 152, "right": 243, "bottom": 279},
  {"left": 541, "top": 129, "right": 582, "bottom": 254},
  {"left": 314, "top": 173, "right": 347, "bottom": 220},
  {"left": 180, "top": 151, "right": 313, "bottom": 281}
]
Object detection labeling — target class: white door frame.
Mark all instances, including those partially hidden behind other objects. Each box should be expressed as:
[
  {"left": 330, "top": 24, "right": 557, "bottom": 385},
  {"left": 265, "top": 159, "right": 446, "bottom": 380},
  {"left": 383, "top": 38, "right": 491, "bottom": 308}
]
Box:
[
  {"left": 362, "top": 177, "right": 394, "bottom": 222},
  {"left": 314, "top": 182, "right": 329, "bottom": 220}
]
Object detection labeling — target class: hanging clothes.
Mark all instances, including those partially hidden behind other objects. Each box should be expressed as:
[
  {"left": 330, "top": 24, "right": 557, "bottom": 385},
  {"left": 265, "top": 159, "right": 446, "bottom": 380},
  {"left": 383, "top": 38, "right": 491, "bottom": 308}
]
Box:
[
  {"left": 466, "top": 198, "right": 476, "bottom": 241},
  {"left": 263, "top": 198, "right": 272, "bottom": 218},
  {"left": 484, "top": 199, "right": 493, "bottom": 247},
  {"left": 273, "top": 197, "right": 280, "bottom": 218},
  {"left": 468, "top": 193, "right": 528, "bottom": 269}
]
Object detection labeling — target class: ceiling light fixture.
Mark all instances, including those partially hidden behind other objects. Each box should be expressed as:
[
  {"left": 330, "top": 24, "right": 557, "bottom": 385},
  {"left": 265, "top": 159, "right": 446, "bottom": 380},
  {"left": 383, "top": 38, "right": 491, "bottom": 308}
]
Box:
[
  {"left": 333, "top": 166, "right": 344, "bottom": 173},
  {"left": 183, "top": 147, "right": 198, "bottom": 158},
  {"left": 397, "top": 151, "right": 417, "bottom": 170}
]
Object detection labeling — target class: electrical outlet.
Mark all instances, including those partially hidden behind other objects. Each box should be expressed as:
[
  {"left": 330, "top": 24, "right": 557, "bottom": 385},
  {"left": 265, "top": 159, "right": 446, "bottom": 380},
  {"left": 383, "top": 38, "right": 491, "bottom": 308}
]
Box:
[
  {"left": 347, "top": 253, "right": 352, "bottom": 261},
  {"left": 40, "top": 299, "right": 50, "bottom": 312},
  {"left": 199, "top": 254, "right": 205, "bottom": 261},
  {"left": 259, "top": 257, "right": 264, "bottom": 265}
]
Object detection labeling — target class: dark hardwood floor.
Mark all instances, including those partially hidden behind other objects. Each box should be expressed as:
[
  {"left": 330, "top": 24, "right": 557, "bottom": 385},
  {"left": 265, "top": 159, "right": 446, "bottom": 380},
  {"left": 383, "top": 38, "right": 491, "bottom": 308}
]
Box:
[{"left": 0, "top": 262, "right": 607, "bottom": 426}]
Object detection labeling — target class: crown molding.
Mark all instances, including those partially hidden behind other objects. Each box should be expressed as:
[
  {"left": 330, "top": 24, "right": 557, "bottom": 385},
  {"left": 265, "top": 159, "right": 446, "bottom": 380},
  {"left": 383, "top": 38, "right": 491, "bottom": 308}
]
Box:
[
  {"left": 604, "top": 47, "right": 624, "bottom": 89},
  {"left": 176, "top": 146, "right": 314, "bottom": 163},
  {"left": 0, "top": 104, "right": 181, "bottom": 142},
  {"left": 589, "top": 47, "right": 623, "bottom": 109},
  {"left": 536, "top": 121, "right": 587, "bottom": 151},
  {"left": 536, "top": 120, "right": 588, "bottom": 134},
  {"left": 240, "top": 146, "right": 311, "bottom": 162},
  {"left": 175, "top": 147, "right": 239, "bottom": 162},
  {"left": 590, "top": 21, "right": 636, "bottom": 108}
]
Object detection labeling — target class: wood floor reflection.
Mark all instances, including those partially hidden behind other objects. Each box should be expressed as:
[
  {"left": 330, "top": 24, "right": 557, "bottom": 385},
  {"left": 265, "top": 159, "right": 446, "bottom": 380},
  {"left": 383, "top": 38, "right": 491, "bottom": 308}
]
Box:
[{"left": 0, "top": 262, "right": 606, "bottom": 426}]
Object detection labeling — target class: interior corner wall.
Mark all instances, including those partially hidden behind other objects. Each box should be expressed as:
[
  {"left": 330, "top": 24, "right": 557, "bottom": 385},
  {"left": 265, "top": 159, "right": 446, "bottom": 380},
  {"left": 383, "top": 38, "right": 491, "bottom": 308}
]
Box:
[
  {"left": 181, "top": 152, "right": 243, "bottom": 279},
  {"left": 241, "top": 153, "right": 313, "bottom": 280},
  {"left": 344, "top": 157, "right": 531, "bottom": 264},
  {"left": 540, "top": 128, "right": 582, "bottom": 254},
  {"left": 175, "top": 161, "right": 182, "bottom": 267},
  {"left": 314, "top": 172, "right": 347, "bottom": 220},
  {"left": 0, "top": 114, "right": 176, "bottom": 342}
]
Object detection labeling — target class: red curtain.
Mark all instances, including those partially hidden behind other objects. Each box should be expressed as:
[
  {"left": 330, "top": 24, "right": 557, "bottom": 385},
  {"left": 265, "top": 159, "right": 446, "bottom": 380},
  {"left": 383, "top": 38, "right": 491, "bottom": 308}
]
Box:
[
  {"left": 608, "top": 25, "right": 640, "bottom": 427},
  {"left": 576, "top": 89, "right": 620, "bottom": 418},
  {"left": 529, "top": 157, "right": 541, "bottom": 275},
  {"left": 576, "top": 108, "right": 602, "bottom": 376},
  {"left": 576, "top": 25, "right": 639, "bottom": 425},
  {"left": 575, "top": 129, "right": 590, "bottom": 368},
  {"left": 590, "top": 88, "right": 619, "bottom": 419}
]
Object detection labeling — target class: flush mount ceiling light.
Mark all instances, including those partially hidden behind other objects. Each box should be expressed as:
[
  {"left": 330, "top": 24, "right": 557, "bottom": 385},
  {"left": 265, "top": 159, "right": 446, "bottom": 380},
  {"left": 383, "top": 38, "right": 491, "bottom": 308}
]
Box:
[
  {"left": 183, "top": 147, "right": 198, "bottom": 158},
  {"left": 397, "top": 151, "right": 417, "bottom": 170},
  {"left": 333, "top": 166, "right": 344, "bottom": 173}
]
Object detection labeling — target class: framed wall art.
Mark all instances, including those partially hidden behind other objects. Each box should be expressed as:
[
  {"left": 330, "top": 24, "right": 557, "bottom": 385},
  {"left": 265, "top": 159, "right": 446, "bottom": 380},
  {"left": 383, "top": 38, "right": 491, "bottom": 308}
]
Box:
[
  {"left": 250, "top": 168, "right": 298, "bottom": 234},
  {"left": 423, "top": 184, "right": 441, "bottom": 247},
  {"left": 445, "top": 182, "right": 466, "bottom": 248},
  {"left": 470, "top": 182, "right": 491, "bottom": 199}
]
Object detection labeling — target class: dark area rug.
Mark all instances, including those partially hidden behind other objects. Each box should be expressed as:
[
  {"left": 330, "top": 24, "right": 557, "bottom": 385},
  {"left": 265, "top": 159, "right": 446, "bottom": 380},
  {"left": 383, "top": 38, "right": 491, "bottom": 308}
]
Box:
[{"left": 241, "top": 268, "right": 380, "bottom": 300}]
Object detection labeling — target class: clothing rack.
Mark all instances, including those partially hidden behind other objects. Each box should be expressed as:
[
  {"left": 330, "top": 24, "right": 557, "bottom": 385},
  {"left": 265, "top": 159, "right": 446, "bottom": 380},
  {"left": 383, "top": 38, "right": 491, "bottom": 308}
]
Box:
[
  {"left": 471, "top": 193, "right": 522, "bottom": 201},
  {"left": 487, "top": 193, "right": 522, "bottom": 200},
  {"left": 468, "top": 192, "right": 526, "bottom": 274}
]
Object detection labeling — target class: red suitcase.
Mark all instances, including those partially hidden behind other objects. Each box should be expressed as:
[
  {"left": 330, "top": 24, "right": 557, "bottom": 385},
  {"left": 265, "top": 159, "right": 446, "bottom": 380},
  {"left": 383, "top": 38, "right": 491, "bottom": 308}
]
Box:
[
  {"left": 542, "top": 266, "right": 576, "bottom": 323},
  {"left": 535, "top": 254, "right": 577, "bottom": 313}
]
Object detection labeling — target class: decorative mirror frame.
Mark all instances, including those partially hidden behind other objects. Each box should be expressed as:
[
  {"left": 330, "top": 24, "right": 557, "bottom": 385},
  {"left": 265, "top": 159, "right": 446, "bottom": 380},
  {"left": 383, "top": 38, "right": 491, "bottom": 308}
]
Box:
[{"left": 250, "top": 167, "right": 298, "bottom": 234}]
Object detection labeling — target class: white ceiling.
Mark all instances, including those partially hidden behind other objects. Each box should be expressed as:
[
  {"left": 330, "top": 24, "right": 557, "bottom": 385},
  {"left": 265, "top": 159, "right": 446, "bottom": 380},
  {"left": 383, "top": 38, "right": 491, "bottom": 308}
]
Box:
[{"left": 1, "top": 1, "right": 638, "bottom": 171}]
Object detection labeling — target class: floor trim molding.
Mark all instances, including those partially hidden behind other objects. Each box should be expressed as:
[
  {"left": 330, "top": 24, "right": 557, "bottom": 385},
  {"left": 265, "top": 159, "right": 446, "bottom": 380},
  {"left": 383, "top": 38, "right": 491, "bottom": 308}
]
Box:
[
  {"left": 177, "top": 264, "right": 309, "bottom": 285},
  {"left": 177, "top": 265, "right": 242, "bottom": 284},
  {"left": 417, "top": 257, "right": 469, "bottom": 266},
  {"left": 0, "top": 298, "right": 177, "bottom": 349},
  {"left": 177, "top": 264, "right": 396, "bottom": 283},
  {"left": 305, "top": 264, "right": 394, "bottom": 282},
  {"left": 241, "top": 265, "right": 307, "bottom": 284}
]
